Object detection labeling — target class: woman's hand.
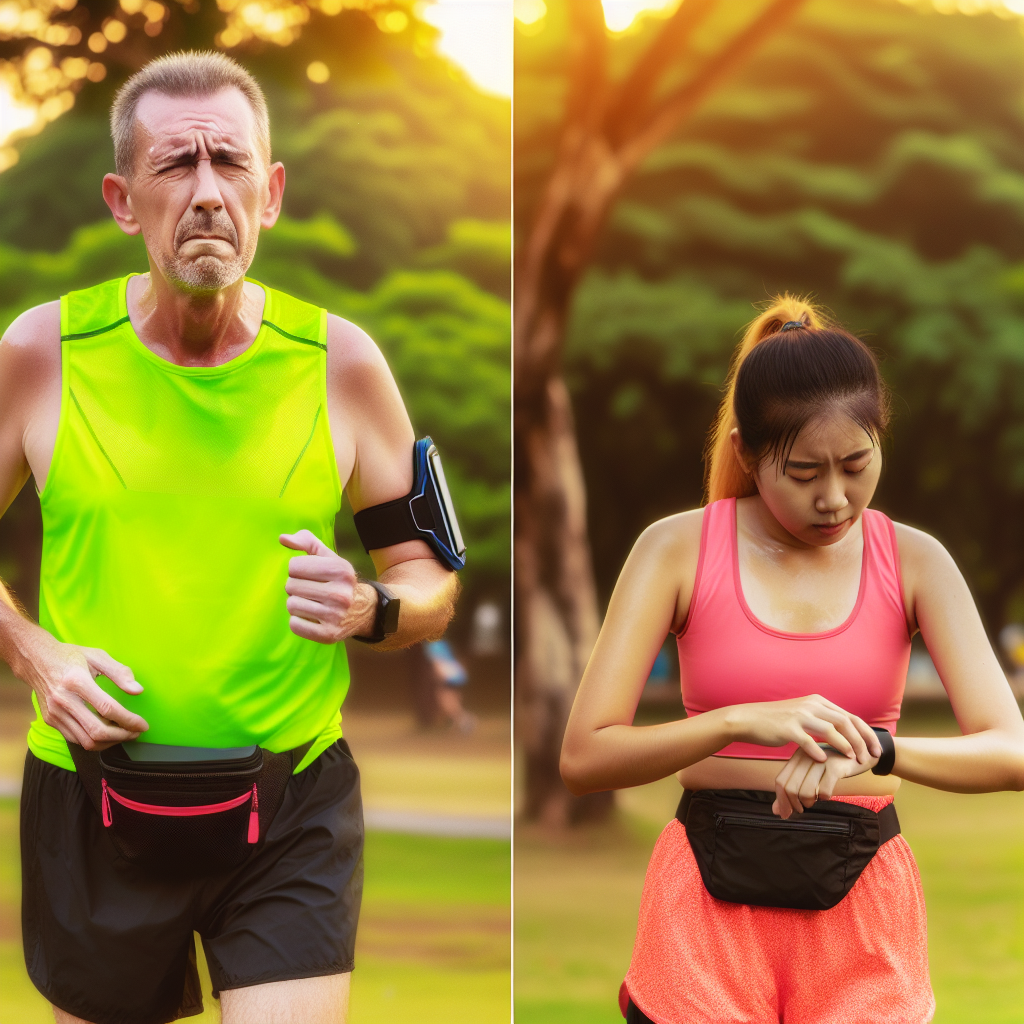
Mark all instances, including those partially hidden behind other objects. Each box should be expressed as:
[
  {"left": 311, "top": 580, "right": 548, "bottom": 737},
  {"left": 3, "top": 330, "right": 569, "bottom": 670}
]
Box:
[
  {"left": 725, "top": 694, "right": 882, "bottom": 765},
  {"left": 773, "top": 746, "right": 878, "bottom": 818}
]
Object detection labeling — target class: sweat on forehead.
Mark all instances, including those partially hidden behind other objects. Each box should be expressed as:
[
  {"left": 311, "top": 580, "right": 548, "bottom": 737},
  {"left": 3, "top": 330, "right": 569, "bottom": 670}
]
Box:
[{"left": 110, "top": 50, "right": 271, "bottom": 178}]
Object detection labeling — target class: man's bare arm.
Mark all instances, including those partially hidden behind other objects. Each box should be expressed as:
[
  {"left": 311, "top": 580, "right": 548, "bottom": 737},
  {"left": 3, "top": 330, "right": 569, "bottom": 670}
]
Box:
[
  {"left": 0, "top": 304, "right": 148, "bottom": 749},
  {"left": 278, "top": 314, "right": 459, "bottom": 650}
]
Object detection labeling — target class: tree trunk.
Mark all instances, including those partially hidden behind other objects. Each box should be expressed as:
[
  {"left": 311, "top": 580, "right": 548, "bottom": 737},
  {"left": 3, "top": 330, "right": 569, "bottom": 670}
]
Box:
[
  {"left": 514, "top": 0, "right": 808, "bottom": 826},
  {"left": 514, "top": 134, "right": 625, "bottom": 827},
  {"left": 514, "top": 374, "right": 608, "bottom": 824}
]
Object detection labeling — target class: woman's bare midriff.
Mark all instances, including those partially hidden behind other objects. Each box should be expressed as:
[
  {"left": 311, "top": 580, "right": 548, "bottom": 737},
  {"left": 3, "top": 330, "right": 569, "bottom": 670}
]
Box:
[{"left": 677, "top": 755, "right": 901, "bottom": 796}]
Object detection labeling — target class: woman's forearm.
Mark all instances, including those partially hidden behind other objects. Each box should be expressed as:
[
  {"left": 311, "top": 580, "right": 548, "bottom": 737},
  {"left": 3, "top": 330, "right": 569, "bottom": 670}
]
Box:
[
  {"left": 893, "top": 731, "right": 1024, "bottom": 793},
  {"left": 560, "top": 710, "right": 733, "bottom": 795}
]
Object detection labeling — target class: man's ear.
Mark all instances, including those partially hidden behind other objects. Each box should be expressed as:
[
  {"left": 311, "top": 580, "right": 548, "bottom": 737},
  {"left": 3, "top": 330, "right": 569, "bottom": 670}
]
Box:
[
  {"left": 102, "top": 174, "right": 142, "bottom": 236},
  {"left": 261, "top": 162, "right": 286, "bottom": 229},
  {"left": 729, "top": 428, "right": 754, "bottom": 476}
]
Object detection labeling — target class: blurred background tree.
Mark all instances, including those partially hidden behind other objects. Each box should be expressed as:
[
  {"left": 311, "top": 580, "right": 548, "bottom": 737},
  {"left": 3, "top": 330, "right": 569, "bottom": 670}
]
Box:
[
  {"left": 0, "top": 0, "right": 511, "bottom": 628},
  {"left": 515, "top": 0, "right": 1023, "bottom": 824}
]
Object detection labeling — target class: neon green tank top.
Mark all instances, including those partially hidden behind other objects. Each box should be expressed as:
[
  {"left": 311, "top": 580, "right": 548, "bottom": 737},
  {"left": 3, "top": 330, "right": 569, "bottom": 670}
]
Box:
[{"left": 29, "top": 275, "right": 348, "bottom": 773}]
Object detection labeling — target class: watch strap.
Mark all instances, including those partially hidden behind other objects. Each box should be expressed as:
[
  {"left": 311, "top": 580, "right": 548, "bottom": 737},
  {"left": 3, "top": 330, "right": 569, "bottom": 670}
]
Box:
[
  {"left": 352, "top": 580, "right": 399, "bottom": 644},
  {"left": 869, "top": 727, "right": 896, "bottom": 776}
]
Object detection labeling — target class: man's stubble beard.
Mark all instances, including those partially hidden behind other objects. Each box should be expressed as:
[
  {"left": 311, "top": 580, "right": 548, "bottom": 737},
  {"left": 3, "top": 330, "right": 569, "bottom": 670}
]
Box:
[{"left": 163, "top": 209, "right": 257, "bottom": 292}]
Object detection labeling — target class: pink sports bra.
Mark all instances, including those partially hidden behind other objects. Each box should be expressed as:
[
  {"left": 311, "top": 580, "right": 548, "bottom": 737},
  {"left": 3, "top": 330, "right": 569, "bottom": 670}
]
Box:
[{"left": 677, "top": 498, "right": 911, "bottom": 759}]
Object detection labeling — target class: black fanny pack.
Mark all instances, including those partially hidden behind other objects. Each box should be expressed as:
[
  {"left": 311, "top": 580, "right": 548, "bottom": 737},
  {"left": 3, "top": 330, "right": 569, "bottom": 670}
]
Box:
[
  {"left": 678, "top": 788, "right": 900, "bottom": 911},
  {"left": 68, "top": 739, "right": 313, "bottom": 878}
]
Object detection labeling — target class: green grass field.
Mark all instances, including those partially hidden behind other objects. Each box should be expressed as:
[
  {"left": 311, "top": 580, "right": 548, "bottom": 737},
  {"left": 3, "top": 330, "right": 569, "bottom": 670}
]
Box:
[
  {"left": 0, "top": 800, "right": 510, "bottom": 1024},
  {"left": 515, "top": 704, "right": 1024, "bottom": 1024}
]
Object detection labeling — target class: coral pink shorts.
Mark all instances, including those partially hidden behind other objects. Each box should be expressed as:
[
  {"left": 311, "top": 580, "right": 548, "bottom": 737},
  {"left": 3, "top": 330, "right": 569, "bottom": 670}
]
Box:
[{"left": 622, "top": 796, "right": 935, "bottom": 1024}]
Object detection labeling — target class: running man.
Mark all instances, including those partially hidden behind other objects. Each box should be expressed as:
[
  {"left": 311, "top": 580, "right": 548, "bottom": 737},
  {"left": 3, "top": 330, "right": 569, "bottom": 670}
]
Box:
[{"left": 0, "top": 52, "right": 459, "bottom": 1024}]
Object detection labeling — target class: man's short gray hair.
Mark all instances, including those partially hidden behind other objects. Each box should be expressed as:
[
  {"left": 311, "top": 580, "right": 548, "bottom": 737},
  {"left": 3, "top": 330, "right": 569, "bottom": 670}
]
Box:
[{"left": 110, "top": 50, "right": 271, "bottom": 178}]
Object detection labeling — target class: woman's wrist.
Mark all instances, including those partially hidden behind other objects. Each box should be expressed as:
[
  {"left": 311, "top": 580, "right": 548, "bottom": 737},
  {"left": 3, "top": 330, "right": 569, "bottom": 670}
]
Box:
[
  {"left": 714, "top": 704, "right": 746, "bottom": 746},
  {"left": 869, "top": 727, "right": 896, "bottom": 776}
]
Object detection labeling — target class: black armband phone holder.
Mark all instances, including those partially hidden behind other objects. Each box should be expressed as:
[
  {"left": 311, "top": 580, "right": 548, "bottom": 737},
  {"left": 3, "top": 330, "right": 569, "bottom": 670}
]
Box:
[{"left": 353, "top": 437, "right": 466, "bottom": 572}]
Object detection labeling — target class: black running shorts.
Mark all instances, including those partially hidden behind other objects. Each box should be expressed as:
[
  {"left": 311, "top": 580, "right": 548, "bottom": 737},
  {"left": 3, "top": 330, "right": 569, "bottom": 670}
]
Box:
[{"left": 20, "top": 739, "right": 363, "bottom": 1024}]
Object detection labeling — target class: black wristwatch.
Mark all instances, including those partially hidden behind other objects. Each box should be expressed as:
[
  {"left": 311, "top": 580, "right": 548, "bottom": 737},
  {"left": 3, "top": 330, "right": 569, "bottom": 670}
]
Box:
[
  {"left": 870, "top": 727, "right": 896, "bottom": 776},
  {"left": 352, "top": 580, "right": 400, "bottom": 644}
]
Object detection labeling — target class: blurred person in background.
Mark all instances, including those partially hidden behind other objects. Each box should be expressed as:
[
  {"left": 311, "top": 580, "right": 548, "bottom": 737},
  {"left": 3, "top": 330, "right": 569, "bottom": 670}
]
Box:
[
  {"left": 560, "top": 296, "right": 1024, "bottom": 1024},
  {"left": 0, "top": 51, "right": 459, "bottom": 1024},
  {"left": 411, "top": 637, "right": 477, "bottom": 734},
  {"left": 471, "top": 599, "right": 504, "bottom": 657}
]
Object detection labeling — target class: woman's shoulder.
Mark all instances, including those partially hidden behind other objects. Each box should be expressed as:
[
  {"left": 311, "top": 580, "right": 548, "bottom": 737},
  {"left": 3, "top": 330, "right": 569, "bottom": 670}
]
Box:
[
  {"left": 633, "top": 506, "right": 706, "bottom": 562},
  {"left": 888, "top": 518, "right": 958, "bottom": 578}
]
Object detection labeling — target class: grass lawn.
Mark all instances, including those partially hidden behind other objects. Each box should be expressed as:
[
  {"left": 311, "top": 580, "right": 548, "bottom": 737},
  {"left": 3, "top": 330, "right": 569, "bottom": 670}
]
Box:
[
  {"left": 0, "top": 800, "right": 510, "bottom": 1024},
  {"left": 515, "top": 704, "right": 1024, "bottom": 1024}
]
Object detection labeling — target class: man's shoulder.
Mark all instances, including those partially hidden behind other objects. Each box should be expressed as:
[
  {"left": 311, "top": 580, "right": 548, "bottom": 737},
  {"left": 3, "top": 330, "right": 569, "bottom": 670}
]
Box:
[
  {"left": 324, "top": 312, "right": 394, "bottom": 395},
  {"left": 0, "top": 301, "right": 61, "bottom": 372},
  {"left": 0, "top": 302, "right": 61, "bottom": 441}
]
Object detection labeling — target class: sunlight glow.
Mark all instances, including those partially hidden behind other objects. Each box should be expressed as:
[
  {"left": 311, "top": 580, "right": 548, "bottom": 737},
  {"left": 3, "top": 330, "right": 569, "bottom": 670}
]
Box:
[
  {"left": 513, "top": 0, "right": 544, "bottom": 23},
  {"left": 421, "top": 0, "right": 512, "bottom": 97},
  {"left": 601, "top": 0, "right": 1024, "bottom": 33},
  {"left": 2, "top": 0, "right": 1018, "bottom": 158},
  {"left": 602, "top": 0, "right": 675, "bottom": 33}
]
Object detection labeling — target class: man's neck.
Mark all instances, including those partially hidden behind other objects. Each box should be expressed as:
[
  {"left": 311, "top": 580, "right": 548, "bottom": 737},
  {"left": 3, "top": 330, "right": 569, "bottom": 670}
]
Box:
[{"left": 126, "top": 271, "right": 265, "bottom": 368}]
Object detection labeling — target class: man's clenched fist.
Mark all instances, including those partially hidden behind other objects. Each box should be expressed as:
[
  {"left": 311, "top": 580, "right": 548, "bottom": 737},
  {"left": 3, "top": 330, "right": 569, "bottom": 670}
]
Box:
[{"left": 280, "top": 530, "right": 375, "bottom": 644}]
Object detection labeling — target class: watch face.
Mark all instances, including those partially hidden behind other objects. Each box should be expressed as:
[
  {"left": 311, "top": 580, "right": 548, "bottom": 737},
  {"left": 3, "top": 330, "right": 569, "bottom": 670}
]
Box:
[{"left": 381, "top": 593, "right": 401, "bottom": 635}]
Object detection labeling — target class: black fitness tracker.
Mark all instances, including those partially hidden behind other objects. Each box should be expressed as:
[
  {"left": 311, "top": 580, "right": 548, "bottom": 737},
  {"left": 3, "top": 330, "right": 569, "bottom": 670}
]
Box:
[
  {"left": 870, "top": 726, "right": 896, "bottom": 776},
  {"left": 353, "top": 580, "right": 400, "bottom": 644}
]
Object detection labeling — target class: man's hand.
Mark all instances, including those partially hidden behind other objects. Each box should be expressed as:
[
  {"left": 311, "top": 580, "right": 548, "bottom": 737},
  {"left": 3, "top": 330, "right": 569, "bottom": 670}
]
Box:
[
  {"left": 772, "top": 745, "right": 879, "bottom": 819},
  {"left": 26, "top": 634, "right": 148, "bottom": 751},
  {"left": 280, "top": 530, "right": 375, "bottom": 644}
]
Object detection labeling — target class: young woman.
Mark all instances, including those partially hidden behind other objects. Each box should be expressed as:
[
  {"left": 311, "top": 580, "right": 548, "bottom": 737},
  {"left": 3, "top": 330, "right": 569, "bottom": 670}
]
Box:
[{"left": 559, "top": 297, "right": 1024, "bottom": 1024}]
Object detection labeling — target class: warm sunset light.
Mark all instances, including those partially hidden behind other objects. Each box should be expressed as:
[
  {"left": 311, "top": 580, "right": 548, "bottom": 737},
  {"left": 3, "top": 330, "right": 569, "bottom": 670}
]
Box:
[
  {"left": 0, "top": 0, "right": 1017, "bottom": 158},
  {"left": 0, "top": 0, "right": 509, "bottom": 161},
  {"left": 422, "top": 0, "right": 512, "bottom": 96},
  {"left": 602, "top": 0, "right": 673, "bottom": 32},
  {"left": 597, "top": 0, "right": 1024, "bottom": 34}
]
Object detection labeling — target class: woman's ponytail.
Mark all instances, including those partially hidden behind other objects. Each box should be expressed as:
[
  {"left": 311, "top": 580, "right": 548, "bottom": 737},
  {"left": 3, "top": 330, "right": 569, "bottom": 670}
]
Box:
[{"left": 704, "top": 294, "right": 830, "bottom": 503}]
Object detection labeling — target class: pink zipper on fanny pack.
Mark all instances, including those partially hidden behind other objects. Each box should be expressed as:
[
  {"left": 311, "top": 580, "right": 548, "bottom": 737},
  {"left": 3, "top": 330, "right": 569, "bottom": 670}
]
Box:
[{"left": 101, "top": 779, "right": 260, "bottom": 843}]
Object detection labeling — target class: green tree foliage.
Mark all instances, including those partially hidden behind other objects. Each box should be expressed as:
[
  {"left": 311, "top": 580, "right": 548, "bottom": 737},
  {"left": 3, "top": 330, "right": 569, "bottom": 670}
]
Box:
[
  {"left": 517, "top": 0, "right": 1023, "bottom": 630},
  {"left": 0, "top": 28, "right": 510, "bottom": 602},
  {"left": 273, "top": 73, "right": 510, "bottom": 289}
]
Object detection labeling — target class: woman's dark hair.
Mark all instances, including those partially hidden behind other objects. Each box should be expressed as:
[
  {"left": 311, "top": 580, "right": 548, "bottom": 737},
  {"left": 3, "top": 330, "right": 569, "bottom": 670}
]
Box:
[
  {"left": 705, "top": 295, "right": 890, "bottom": 501},
  {"left": 734, "top": 327, "right": 890, "bottom": 472}
]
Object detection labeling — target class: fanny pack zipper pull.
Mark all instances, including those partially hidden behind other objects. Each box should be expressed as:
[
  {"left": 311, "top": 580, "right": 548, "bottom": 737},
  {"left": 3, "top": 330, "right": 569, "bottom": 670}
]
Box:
[
  {"left": 101, "top": 778, "right": 112, "bottom": 827},
  {"left": 247, "top": 784, "right": 259, "bottom": 844}
]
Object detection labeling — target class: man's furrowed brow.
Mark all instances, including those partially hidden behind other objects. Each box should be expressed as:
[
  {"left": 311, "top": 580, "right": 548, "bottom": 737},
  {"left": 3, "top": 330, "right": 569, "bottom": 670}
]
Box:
[
  {"left": 209, "top": 144, "right": 252, "bottom": 164},
  {"left": 152, "top": 140, "right": 200, "bottom": 167},
  {"left": 151, "top": 138, "right": 252, "bottom": 168}
]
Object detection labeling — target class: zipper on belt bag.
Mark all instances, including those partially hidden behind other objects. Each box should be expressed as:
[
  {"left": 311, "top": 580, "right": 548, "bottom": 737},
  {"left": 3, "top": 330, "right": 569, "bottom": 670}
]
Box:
[
  {"left": 714, "top": 812, "right": 852, "bottom": 835},
  {"left": 101, "top": 779, "right": 261, "bottom": 843}
]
